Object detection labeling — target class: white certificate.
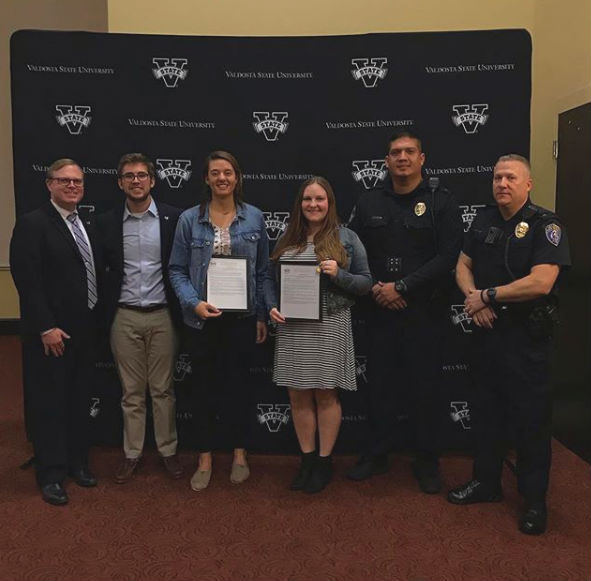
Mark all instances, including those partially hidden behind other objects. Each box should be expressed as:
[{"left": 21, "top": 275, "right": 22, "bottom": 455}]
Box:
[
  {"left": 279, "top": 261, "right": 321, "bottom": 321},
  {"left": 206, "top": 256, "right": 248, "bottom": 311}
]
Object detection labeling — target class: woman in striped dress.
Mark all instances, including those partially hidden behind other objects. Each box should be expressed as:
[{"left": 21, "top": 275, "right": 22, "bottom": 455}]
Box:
[{"left": 269, "top": 176, "right": 371, "bottom": 493}]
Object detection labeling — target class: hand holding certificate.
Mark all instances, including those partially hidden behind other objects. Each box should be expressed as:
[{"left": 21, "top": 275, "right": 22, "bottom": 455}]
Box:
[
  {"left": 278, "top": 261, "right": 322, "bottom": 321},
  {"left": 206, "top": 256, "right": 249, "bottom": 312}
]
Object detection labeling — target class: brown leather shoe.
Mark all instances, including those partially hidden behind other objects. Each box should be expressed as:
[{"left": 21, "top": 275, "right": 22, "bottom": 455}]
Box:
[
  {"left": 162, "top": 454, "right": 184, "bottom": 479},
  {"left": 115, "top": 457, "right": 141, "bottom": 484}
]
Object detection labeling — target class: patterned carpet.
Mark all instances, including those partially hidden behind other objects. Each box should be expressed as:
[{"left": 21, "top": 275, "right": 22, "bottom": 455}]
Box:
[{"left": 0, "top": 336, "right": 589, "bottom": 581}]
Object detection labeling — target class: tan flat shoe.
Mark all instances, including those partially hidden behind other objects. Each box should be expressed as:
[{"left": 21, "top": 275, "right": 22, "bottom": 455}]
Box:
[
  {"left": 190, "top": 467, "right": 212, "bottom": 491},
  {"left": 230, "top": 461, "right": 250, "bottom": 484}
]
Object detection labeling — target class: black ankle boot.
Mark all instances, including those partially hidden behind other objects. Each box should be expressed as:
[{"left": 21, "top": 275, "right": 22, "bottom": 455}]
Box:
[
  {"left": 304, "top": 455, "right": 333, "bottom": 494},
  {"left": 290, "top": 451, "right": 316, "bottom": 490}
]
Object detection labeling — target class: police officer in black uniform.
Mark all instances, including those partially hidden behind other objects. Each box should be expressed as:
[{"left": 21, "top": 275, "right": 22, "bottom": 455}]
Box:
[
  {"left": 448, "top": 154, "right": 570, "bottom": 535},
  {"left": 347, "top": 130, "right": 462, "bottom": 493}
]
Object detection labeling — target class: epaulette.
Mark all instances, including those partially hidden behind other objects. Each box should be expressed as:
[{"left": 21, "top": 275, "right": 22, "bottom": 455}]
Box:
[
  {"left": 523, "top": 202, "right": 555, "bottom": 222},
  {"left": 434, "top": 185, "right": 452, "bottom": 196}
]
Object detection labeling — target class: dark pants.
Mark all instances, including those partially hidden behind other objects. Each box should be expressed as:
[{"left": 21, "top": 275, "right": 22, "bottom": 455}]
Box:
[
  {"left": 23, "top": 333, "right": 94, "bottom": 486},
  {"left": 471, "top": 321, "right": 553, "bottom": 503},
  {"left": 364, "top": 303, "right": 442, "bottom": 461},
  {"left": 186, "top": 315, "right": 257, "bottom": 452}
]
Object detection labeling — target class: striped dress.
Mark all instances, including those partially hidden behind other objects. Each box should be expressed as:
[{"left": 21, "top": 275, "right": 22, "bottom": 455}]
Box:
[{"left": 273, "top": 243, "right": 357, "bottom": 391}]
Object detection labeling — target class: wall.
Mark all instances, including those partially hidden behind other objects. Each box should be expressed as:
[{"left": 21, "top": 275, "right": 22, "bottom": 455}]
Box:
[
  {"left": 3, "top": 0, "right": 589, "bottom": 319},
  {"left": 531, "top": 0, "right": 591, "bottom": 209},
  {"left": 0, "top": 0, "right": 108, "bottom": 318},
  {"left": 107, "top": 0, "right": 534, "bottom": 36}
]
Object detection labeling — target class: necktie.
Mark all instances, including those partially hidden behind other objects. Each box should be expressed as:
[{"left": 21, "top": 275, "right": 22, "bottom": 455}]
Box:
[{"left": 67, "top": 213, "right": 97, "bottom": 309}]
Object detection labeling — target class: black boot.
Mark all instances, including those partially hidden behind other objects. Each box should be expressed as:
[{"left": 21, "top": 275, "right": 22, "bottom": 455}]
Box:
[
  {"left": 448, "top": 479, "right": 503, "bottom": 504},
  {"left": 304, "top": 455, "right": 333, "bottom": 494},
  {"left": 519, "top": 502, "right": 547, "bottom": 535},
  {"left": 290, "top": 451, "right": 316, "bottom": 490}
]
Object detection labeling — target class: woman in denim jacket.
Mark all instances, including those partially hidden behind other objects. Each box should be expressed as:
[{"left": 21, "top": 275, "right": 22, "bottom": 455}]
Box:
[
  {"left": 268, "top": 176, "right": 371, "bottom": 493},
  {"left": 169, "top": 150, "right": 270, "bottom": 491}
]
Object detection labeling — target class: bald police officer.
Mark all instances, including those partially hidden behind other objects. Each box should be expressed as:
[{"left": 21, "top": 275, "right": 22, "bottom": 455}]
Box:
[{"left": 448, "top": 154, "right": 570, "bottom": 535}]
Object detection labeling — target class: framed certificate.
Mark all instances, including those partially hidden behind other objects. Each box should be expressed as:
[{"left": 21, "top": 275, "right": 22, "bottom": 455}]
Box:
[
  {"left": 206, "top": 256, "right": 249, "bottom": 312},
  {"left": 279, "top": 261, "right": 322, "bottom": 321}
]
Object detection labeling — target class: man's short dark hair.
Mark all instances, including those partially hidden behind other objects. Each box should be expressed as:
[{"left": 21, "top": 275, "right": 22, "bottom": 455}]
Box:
[
  {"left": 386, "top": 130, "right": 423, "bottom": 155},
  {"left": 117, "top": 153, "right": 155, "bottom": 178}
]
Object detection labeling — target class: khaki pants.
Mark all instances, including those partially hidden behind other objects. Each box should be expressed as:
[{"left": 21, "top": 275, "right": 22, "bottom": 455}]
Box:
[{"left": 110, "top": 307, "right": 178, "bottom": 458}]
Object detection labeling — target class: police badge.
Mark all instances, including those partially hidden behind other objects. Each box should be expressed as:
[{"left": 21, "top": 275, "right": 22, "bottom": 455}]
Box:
[
  {"left": 414, "top": 202, "right": 426, "bottom": 216},
  {"left": 515, "top": 221, "right": 529, "bottom": 238},
  {"left": 545, "top": 223, "right": 562, "bottom": 246}
]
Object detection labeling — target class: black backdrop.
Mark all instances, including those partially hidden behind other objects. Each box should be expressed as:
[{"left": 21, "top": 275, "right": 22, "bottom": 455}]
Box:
[{"left": 10, "top": 29, "right": 531, "bottom": 453}]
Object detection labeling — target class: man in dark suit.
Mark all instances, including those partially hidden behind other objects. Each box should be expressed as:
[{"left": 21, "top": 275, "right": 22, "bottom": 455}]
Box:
[
  {"left": 96, "top": 153, "right": 183, "bottom": 484},
  {"left": 10, "top": 158, "right": 99, "bottom": 506}
]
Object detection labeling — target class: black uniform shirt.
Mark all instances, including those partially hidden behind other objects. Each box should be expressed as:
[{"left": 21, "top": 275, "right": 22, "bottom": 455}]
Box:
[
  {"left": 464, "top": 201, "right": 571, "bottom": 293},
  {"left": 349, "top": 179, "right": 462, "bottom": 298}
]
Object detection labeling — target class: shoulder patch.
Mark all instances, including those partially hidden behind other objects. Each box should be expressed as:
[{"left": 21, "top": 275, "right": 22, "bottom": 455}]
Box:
[{"left": 545, "top": 223, "right": 562, "bottom": 246}]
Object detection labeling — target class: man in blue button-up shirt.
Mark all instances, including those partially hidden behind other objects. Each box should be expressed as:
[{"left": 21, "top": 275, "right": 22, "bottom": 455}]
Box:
[{"left": 97, "top": 153, "right": 183, "bottom": 484}]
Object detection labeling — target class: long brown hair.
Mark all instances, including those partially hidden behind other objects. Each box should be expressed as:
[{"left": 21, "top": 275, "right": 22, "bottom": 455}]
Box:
[{"left": 271, "top": 176, "right": 347, "bottom": 267}]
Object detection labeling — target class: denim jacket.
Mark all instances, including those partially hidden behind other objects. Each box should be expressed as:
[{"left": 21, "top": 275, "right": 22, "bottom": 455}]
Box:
[
  {"left": 268, "top": 226, "right": 372, "bottom": 315},
  {"left": 169, "top": 202, "right": 271, "bottom": 329}
]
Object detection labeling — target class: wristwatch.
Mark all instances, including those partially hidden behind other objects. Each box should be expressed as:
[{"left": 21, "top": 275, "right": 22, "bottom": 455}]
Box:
[
  {"left": 394, "top": 280, "right": 408, "bottom": 294},
  {"left": 486, "top": 287, "right": 497, "bottom": 304}
]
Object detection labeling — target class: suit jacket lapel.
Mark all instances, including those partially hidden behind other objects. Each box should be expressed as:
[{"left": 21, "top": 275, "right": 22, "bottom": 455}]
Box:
[
  {"left": 115, "top": 203, "right": 125, "bottom": 271},
  {"left": 157, "top": 202, "right": 172, "bottom": 265},
  {"left": 43, "top": 201, "right": 83, "bottom": 262}
]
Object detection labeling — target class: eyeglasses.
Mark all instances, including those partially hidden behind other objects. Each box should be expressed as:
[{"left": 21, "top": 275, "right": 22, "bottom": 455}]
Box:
[
  {"left": 49, "top": 177, "right": 84, "bottom": 186},
  {"left": 120, "top": 172, "right": 151, "bottom": 181}
]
